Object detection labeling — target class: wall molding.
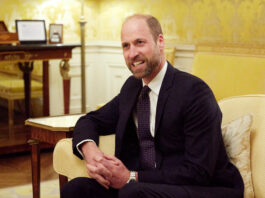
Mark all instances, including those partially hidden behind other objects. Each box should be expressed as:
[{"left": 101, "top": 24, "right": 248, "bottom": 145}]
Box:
[{"left": 49, "top": 41, "right": 195, "bottom": 115}]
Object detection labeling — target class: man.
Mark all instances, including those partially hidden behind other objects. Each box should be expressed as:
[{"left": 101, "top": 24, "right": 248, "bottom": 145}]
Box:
[{"left": 62, "top": 14, "right": 244, "bottom": 198}]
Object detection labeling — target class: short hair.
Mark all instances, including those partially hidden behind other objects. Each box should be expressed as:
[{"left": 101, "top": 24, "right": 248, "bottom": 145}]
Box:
[{"left": 123, "top": 14, "right": 163, "bottom": 41}]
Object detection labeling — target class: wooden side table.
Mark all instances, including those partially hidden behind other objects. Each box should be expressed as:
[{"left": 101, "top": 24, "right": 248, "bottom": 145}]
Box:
[{"left": 25, "top": 114, "right": 84, "bottom": 198}]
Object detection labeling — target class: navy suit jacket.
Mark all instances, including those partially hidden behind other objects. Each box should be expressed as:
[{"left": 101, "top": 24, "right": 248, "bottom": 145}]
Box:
[{"left": 73, "top": 63, "right": 243, "bottom": 193}]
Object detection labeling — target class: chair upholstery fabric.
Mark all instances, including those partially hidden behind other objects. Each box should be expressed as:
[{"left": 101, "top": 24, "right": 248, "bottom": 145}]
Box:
[
  {"left": 192, "top": 53, "right": 265, "bottom": 101},
  {"left": 53, "top": 135, "right": 115, "bottom": 180}
]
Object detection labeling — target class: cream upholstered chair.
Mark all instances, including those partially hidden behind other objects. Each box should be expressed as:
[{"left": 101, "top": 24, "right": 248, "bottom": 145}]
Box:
[
  {"left": 0, "top": 63, "right": 42, "bottom": 126},
  {"left": 218, "top": 95, "right": 265, "bottom": 198}
]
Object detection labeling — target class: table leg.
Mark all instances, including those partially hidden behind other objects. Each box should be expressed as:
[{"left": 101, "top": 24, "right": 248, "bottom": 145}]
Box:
[
  {"left": 59, "top": 174, "right": 68, "bottom": 193},
  {"left": 28, "top": 139, "right": 40, "bottom": 198},
  {"left": 59, "top": 59, "right": 71, "bottom": 114},
  {"left": 18, "top": 62, "right": 34, "bottom": 118},
  {"left": 43, "top": 61, "right": 50, "bottom": 116},
  {"left": 8, "top": 99, "right": 14, "bottom": 126},
  {"left": 63, "top": 79, "right": 70, "bottom": 114}
]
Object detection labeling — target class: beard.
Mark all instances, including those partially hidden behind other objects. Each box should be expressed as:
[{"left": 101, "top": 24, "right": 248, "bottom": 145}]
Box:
[{"left": 127, "top": 48, "right": 161, "bottom": 80}]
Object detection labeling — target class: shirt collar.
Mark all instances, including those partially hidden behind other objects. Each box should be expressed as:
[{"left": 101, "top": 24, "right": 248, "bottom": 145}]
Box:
[{"left": 142, "top": 61, "right": 168, "bottom": 95}]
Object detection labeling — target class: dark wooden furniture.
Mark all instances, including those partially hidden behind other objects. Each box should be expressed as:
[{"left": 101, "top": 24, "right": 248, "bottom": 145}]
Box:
[
  {"left": 0, "top": 44, "right": 80, "bottom": 118},
  {"left": 25, "top": 114, "right": 84, "bottom": 198},
  {"left": 0, "top": 21, "right": 8, "bottom": 32},
  {"left": 0, "top": 21, "right": 19, "bottom": 45}
]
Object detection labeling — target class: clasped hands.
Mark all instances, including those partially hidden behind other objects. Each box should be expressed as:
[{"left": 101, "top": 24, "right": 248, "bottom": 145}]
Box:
[{"left": 81, "top": 141, "right": 130, "bottom": 189}]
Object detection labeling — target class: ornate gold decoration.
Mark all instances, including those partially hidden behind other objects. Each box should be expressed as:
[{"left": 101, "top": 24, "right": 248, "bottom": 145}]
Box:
[
  {"left": 27, "top": 139, "right": 39, "bottom": 145},
  {"left": 59, "top": 59, "right": 70, "bottom": 80}
]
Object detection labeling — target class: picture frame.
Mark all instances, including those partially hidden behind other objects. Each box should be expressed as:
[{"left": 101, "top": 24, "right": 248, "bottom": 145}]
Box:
[
  {"left": 49, "top": 24, "right": 63, "bottom": 44},
  {"left": 0, "top": 21, "right": 8, "bottom": 32},
  {"left": 15, "top": 20, "right": 47, "bottom": 44}
]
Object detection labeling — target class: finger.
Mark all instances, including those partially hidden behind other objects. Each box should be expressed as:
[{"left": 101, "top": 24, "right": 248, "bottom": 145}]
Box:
[
  {"left": 94, "top": 155, "right": 104, "bottom": 163},
  {"left": 87, "top": 162, "right": 113, "bottom": 179},
  {"left": 86, "top": 164, "right": 98, "bottom": 173},
  {"left": 89, "top": 172, "right": 110, "bottom": 189},
  {"left": 96, "top": 163, "right": 112, "bottom": 178},
  {"left": 100, "top": 158, "right": 118, "bottom": 170},
  {"left": 86, "top": 164, "right": 98, "bottom": 178},
  {"left": 103, "top": 154, "right": 120, "bottom": 165},
  {"left": 93, "top": 173, "right": 110, "bottom": 189},
  {"left": 86, "top": 165, "right": 110, "bottom": 188},
  {"left": 99, "top": 182, "right": 109, "bottom": 189}
]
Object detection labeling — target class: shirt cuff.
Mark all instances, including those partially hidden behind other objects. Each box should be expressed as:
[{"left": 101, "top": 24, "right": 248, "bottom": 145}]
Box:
[{"left": 76, "top": 139, "right": 96, "bottom": 159}]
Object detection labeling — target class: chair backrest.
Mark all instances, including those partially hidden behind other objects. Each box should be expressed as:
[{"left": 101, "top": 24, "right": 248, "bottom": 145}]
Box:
[
  {"left": 0, "top": 62, "right": 22, "bottom": 78},
  {"left": 164, "top": 47, "right": 176, "bottom": 65},
  {"left": 192, "top": 52, "right": 265, "bottom": 101},
  {"left": 218, "top": 95, "right": 265, "bottom": 198},
  {"left": 0, "top": 62, "right": 43, "bottom": 81}
]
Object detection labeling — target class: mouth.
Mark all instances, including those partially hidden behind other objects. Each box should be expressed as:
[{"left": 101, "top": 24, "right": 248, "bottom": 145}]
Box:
[{"left": 132, "top": 60, "right": 145, "bottom": 67}]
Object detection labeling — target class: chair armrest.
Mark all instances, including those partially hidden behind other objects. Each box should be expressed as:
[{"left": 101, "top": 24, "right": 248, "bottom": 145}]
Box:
[{"left": 53, "top": 135, "right": 115, "bottom": 180}]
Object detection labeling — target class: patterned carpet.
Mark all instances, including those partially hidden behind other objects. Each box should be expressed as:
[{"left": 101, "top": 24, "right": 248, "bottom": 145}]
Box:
[{"left": 0, "top": 179, "right": 59, "bottom": 198}]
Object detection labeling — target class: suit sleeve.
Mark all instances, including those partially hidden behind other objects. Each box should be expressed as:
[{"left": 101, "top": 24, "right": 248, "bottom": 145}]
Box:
[
  {"left": 72, "top": 94, "right": 120, "bottom": 159},
  {"left": 138, "top": 80, "right": 224, "bottom": 185}
]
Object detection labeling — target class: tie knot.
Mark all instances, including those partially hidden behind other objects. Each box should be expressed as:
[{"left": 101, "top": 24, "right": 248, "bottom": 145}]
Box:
[{"left": 139, "top": 86, "right": 150, "bottom": 99}]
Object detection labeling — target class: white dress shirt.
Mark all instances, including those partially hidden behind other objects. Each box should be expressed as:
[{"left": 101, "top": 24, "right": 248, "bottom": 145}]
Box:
[{"left": 134, "top": 61, "right": 168, "bottom": 137}]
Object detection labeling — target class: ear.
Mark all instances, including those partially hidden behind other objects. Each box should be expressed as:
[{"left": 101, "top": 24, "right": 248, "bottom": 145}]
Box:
[{"left": 157, "top": 34, "right": 165, "bottom": 50}]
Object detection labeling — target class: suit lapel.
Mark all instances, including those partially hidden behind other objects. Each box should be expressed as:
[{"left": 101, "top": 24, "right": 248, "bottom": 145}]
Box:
[
  {"left": 155, "top": 63, "right": 176, "bottom": 136},
  {"left": 116, "top": 78, "right": 142, "bottom": 155},
  {"left": 120, "top": 79, "right": 142, "bottom": 121}
]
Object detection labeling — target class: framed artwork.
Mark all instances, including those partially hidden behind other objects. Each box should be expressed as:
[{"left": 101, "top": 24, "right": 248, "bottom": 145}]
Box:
[
  {"left": 15, "top": 20, "right": 47, "bottom": 44},
  {"left": 49, "top": 24, "right": 63, "bottom": 44},
  {"left": 0, "top": 21, "right": 8, "bottom": 32}
]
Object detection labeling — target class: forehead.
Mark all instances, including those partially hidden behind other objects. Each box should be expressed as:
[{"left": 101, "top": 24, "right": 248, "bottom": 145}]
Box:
[{"left": 121, "top": 18, "right": 152, "bottom": 42}]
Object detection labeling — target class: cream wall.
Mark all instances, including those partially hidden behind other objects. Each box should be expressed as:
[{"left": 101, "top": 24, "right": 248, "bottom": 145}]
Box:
[
  {"left": 1, "top": 0, "right": 265, "bottom": 45},
  {"left": 97, "top": 0, "right": 265, "bottom": 45},
  {"left": 0, "top": 0, "right": 98, "bottom": 43}
]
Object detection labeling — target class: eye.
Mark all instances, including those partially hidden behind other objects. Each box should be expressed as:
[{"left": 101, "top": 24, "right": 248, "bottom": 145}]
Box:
[
  {"left": 122, "top": 43, "right": 129, "bottom": 49},
  {"left": 137, "top": 40, "right": 144, "bottom": 45}
]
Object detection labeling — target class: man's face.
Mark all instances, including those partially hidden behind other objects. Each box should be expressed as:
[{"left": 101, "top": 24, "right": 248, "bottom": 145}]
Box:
[{"left": 121, "top": 18, "right": 163, "bottom": 81}]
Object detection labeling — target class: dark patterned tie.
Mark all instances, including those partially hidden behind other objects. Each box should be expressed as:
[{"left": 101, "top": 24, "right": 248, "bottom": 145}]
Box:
[{"left": 137, "top": 85, "right": 155, "bottom": 170}]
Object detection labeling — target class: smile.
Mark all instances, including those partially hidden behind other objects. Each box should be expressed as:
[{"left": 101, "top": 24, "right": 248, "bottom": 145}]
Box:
[{"left": 133, "top": 61, "right": 144, "bottom": 67}]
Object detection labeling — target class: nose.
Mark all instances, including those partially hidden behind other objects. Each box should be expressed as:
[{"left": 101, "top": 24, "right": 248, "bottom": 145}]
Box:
[{"left": 128, "top": 46, "right": 139, "bottom": 60}]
